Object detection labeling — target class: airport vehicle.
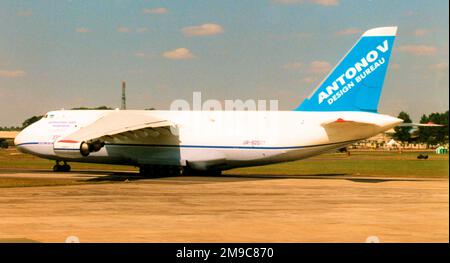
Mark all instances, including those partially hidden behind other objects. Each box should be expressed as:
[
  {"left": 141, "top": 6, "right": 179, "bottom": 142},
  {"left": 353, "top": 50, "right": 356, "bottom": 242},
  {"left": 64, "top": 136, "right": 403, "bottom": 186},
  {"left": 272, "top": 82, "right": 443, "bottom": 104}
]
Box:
[{"left": 15, "top": 27, "right": 407, "bottom": 175}]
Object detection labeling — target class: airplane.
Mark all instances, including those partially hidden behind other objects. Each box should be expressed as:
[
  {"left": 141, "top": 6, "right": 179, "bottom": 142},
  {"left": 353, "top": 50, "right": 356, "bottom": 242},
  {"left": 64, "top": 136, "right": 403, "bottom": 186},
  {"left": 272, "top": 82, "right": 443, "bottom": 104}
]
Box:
[{"left": 16, "top": 26, "right": 410, "bottom": 176}]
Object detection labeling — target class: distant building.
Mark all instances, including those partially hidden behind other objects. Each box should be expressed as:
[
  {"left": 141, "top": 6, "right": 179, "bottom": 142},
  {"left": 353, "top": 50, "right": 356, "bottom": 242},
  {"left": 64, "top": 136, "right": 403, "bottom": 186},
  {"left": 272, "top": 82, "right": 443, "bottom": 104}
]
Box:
[
  {"left": 352, "top": 129, "right": 446, "bottom": 150},
  {"left": 0, "top": 131, "right": 19, "bottom": 148},
  {"left": 0, "top": 131, "right": 19, "bottom": 140}
]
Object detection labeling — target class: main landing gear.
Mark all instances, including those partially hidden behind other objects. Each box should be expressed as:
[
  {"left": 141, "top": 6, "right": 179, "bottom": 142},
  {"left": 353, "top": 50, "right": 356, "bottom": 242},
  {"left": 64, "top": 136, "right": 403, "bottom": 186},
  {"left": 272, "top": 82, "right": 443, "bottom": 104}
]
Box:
[
  {"left": 139, "top": 165, "right": 222, "bottom": 177},
  {"left": 139, "top": 165, "right": 181, "bottom": 177},
  {"left": 53, "top": 161, "right": 71, "bottom": 172},
  {"left": 181, "top": 167, "right": 222, "bottom": 176}
]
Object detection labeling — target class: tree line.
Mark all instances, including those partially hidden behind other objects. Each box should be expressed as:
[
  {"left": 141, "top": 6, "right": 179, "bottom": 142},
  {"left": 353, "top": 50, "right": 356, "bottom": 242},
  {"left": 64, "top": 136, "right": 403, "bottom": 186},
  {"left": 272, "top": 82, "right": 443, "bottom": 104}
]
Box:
[{"left": 393, "top": 111, "right": 449, "bottom": 146}]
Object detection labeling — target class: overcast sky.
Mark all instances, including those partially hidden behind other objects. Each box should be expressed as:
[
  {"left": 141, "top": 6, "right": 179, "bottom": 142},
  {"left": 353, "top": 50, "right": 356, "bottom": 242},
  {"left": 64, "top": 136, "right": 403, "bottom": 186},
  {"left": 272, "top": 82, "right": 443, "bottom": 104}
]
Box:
[{"left": 0, "top": 0, "right": 448, "bottom": 126}]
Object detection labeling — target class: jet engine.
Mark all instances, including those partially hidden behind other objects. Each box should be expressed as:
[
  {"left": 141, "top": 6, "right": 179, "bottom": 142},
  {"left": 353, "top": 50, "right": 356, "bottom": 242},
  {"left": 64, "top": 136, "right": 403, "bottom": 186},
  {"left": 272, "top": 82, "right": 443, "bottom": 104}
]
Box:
[{"left": 54, "top": 140, "right": 104, "bottom": 158}]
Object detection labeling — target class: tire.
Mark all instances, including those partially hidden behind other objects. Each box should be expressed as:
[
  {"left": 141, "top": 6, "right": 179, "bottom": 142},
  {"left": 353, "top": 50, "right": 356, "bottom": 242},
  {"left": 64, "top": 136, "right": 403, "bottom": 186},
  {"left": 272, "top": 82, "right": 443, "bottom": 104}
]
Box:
[
  {"left": 168, "top": 166, "right": 181, "bottom": 176},
  {"left": 140, "top": 165, "right": 181, "bottom": 177},
  {"left": 182, "top": 167, "right": 221, "bottom": 176},
  {"left": 62, "top": 165, "right": 71, "bottom": 172},
  {"left": 139, "top": 166, "right": 148, "bottom": 176}
]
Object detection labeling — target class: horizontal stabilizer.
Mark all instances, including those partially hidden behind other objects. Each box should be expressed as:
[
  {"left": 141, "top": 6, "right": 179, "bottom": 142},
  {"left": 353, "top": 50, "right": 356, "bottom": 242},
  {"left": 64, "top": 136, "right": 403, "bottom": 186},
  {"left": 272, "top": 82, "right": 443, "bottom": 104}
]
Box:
[
  {"left": 321, "top": 118, "right": 378, "bottom": 129},
  {"left": 321, "top": 118, "right": 379, "bottom": 142},
  {"left": 397, "top": 122, "right": 444, "bottom": 127}
]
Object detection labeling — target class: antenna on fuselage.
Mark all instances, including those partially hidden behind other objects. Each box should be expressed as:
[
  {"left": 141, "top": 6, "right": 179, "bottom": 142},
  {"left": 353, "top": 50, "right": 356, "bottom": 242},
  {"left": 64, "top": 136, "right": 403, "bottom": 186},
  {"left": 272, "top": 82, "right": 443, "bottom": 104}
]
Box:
[{"left": 121, "top": 80, "right": 126, "bottom": 110}]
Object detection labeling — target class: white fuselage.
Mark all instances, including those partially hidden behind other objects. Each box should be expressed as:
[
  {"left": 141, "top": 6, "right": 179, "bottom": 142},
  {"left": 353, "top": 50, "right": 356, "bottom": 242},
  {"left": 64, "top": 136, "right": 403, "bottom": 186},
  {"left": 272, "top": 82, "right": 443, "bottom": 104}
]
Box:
[{"left": 15, "top": 110, "right": 402, "bottom": 170}]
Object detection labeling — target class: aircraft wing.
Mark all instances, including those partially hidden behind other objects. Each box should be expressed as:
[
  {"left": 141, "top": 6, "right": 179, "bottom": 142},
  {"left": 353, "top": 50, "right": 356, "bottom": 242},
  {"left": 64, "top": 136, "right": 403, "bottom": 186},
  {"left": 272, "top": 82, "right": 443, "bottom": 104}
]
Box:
[
  {"left": 397, "top": 123, "right": 444, "bottom": 127},
  {"left": 54, "top": 111, "right": 175, "bottom": 157}
]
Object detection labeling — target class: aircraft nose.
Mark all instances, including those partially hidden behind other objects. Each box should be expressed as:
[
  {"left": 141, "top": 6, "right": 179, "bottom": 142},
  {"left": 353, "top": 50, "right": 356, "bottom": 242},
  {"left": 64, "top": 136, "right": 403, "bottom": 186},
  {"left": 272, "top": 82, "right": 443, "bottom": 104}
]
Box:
[
  {"left": 14, "top": 130, "right": 26, "bottom": 152},
  {"left": 14, "top": 125, "right": 35, "bottom": 153}
]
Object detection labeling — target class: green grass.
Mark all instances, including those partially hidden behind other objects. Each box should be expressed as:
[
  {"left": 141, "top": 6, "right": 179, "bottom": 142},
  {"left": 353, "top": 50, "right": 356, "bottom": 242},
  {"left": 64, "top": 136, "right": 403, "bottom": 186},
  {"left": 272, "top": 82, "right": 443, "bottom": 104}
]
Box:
[
  {"left": 0, "top": 147, "right": 448, "bottom": 189},
  {"left": 227, "top": 151, "right": 449, "bottom": 178},
  {"left": 0, "top": 148, "right": 136, "bottom": 171}
]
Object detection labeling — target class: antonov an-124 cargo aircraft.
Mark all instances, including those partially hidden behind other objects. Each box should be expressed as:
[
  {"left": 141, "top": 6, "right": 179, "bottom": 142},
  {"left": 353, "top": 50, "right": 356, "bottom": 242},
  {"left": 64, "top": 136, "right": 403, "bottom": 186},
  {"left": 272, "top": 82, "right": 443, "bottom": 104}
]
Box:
[{"left": 15, "top": 27, "right": 413, "bottom": 176}]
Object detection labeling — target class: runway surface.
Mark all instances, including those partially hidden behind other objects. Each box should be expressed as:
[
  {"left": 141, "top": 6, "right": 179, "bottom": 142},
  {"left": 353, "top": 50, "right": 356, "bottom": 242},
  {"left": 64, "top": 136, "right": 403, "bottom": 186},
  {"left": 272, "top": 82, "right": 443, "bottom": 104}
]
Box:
[{"left": 0, "top": 169, "right": 448, "bottom": 242}]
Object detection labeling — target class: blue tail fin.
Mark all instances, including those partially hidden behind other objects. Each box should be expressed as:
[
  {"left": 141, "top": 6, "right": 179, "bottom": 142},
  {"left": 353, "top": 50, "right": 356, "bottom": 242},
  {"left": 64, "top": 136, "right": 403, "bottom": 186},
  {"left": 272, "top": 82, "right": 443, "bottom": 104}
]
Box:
[{"left": 295, "top": 27, "right": 397, "bottom": 112}]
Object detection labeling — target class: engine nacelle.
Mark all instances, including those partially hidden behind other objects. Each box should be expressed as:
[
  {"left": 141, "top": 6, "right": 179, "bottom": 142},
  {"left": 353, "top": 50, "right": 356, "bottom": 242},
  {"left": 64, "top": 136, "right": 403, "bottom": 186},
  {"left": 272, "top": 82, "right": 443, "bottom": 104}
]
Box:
[{"left": 53, "top": 140, "right": 104, "bottom": 158}]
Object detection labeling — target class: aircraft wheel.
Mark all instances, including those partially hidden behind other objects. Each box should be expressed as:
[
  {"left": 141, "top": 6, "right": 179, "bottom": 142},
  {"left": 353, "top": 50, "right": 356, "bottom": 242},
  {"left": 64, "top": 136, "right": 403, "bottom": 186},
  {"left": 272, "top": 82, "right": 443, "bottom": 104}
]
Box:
[
  {"left": 174, "top": 166, "right": 181, "bottom": 176},
  {"left": 139, "top": 166, "right": 149, "bottom": 176},
  {"left": 181, "top": 167, "right": 194, "bottom": 176},
  {"left": 53, "top": 164, "right": 71, "bottom": 172},
  {"left": 139, "top": 166, "right": 158, "bottom": 177},
  {"left": 205, "top": 170, "right": 222, "bottom": 176},
  {"left": 53, "top": 164, "right": 61, "bottom": 172},
  {"left": 182, "top": 167, "right": 221, "bottom": 176},
  {"left": 62, "top": 164, "right": 71, "bottom": 172},
  {"left": 140, "top": 165, "right": 181, "bottom": 177},
  {"left": 168, "top": 166, "right": 181, "bottom": 176},
  {"left": 149, "top": 166, "right": 159, "bottom": 177}
]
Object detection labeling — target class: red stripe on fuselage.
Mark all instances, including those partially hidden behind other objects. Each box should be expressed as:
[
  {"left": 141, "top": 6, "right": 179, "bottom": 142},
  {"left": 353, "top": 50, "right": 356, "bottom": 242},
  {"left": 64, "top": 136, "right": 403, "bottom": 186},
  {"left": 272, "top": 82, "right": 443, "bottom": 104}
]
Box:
[{"left": 58, "top": 139, "right": 79, "bottom": 143}]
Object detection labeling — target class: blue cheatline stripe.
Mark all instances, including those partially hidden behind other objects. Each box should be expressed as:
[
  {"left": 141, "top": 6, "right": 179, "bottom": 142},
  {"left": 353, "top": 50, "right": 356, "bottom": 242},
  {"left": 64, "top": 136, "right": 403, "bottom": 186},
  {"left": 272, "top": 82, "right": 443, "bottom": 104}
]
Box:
[
  {"left": 17, "top": 139, "right": 359, "bottom": 151},
  {"left": 15, "top": 142, "right": 52, "bottom": 146},
  {"left": 15, "top": 142, "right": 40, "bottom": 146},
  {"left": 103, "top": 139, "right": 358, "bottom": 150}
]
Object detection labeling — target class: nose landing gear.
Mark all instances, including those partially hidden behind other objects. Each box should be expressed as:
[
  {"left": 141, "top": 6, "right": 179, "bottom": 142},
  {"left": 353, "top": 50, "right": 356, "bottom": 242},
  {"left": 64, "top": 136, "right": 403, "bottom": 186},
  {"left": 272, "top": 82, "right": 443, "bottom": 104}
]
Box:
[{"left": 53, "top": 161, "right": 71, "bottom": 172}]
